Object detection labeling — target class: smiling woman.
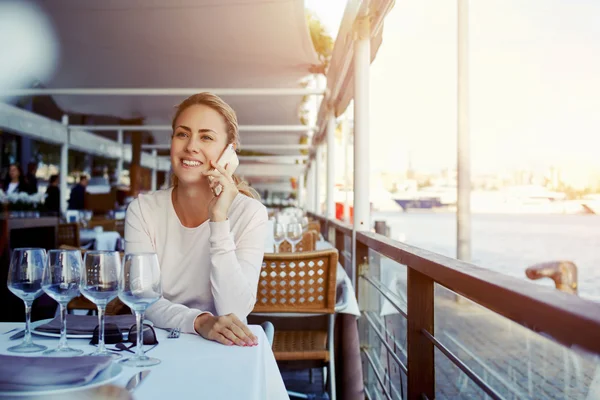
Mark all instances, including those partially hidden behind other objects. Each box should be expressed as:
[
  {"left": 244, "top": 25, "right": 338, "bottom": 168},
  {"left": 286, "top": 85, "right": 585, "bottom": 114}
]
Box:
[{"left": 124, "top": 92, "right": 269, "bottom": 348}]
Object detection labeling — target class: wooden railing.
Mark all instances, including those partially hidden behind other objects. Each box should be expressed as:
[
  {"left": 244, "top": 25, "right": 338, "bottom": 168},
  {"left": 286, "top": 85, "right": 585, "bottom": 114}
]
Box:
[{"left": 308, "top": 212, "right": 600, "bottom": 399}]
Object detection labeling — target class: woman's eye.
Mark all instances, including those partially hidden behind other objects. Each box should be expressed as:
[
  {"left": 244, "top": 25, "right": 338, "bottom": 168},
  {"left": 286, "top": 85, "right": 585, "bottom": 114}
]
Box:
[
  {"left": 174, "top": 131, "right": 188, "bottom": 138},
  {"left": 201, "top": 135, "right": 213, "bottom": 141}
]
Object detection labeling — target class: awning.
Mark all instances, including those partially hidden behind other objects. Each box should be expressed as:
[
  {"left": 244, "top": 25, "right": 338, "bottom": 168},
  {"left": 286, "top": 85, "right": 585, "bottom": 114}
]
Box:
[{"left": 31, "top": 0, "right": 320, "bottom": 147}]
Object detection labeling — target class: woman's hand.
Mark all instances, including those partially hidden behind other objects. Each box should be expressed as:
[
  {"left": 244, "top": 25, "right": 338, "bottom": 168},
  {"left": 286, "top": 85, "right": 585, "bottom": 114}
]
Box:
[
  {"left": 203, "top": 160, "right": 239, "bottom": 222},
  {"left": 194, "top": 313, "right": 258, "bottom": 346}
]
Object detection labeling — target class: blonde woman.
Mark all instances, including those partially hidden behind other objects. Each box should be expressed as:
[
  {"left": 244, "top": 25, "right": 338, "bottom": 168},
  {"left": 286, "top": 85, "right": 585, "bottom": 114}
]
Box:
[{"left": 125, "top": 93, "right": 268, "bottom": 347}]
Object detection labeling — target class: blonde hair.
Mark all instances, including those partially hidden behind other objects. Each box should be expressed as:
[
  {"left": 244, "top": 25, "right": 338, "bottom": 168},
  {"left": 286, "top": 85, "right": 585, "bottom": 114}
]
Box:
[{"left": 170, "top": 92, "right": 259, "bottom": 200}]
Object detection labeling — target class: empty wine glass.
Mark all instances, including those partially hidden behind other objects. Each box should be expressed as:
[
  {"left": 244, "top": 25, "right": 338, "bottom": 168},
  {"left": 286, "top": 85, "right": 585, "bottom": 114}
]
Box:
[
  {"left": 118, "top": 253, "right": 162, "bottom": 367},
  {"left": 80, "top": 250, "right": 121, "bottom": 358},
  {"left": 42, "top": 249, "right": 83, "bottom": 356},
  {"left": 286, "top": 223, "right": 304, "bottom": 253},
  {"left": 7, "top": 248, "right": 48, "bottom": 353},
  {"left": 273, "top": 223, "right": 286, "bottom": 253}
]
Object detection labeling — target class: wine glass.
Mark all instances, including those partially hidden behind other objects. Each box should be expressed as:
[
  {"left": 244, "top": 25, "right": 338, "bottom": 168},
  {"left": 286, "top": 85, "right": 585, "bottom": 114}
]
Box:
[
  {"left": 7, "top": 248, "right": 48, "bottom": 353},
  {"left": 80, "top": 250, "right": 121, "bottom": 358},
  {"left": 301, "top": 216, "right": 309, "bottom": 232},
  {"left": 42, "top": 249, "right": 83, "bottom": 356},
  {"left": 273, "top": 223, "right": 286, "bottom": 253},
  {"left": 118, "top": 253, "right": 162, "bottom": 367},
  {"left": 286, "top": 223, "right": 304, "bottom": 253}
]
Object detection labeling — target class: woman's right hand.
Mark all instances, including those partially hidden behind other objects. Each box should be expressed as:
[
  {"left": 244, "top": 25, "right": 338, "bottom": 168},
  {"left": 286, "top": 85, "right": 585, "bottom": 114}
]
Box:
[{"left": 194, "top": 313, "right": 258, "bottom": 347}]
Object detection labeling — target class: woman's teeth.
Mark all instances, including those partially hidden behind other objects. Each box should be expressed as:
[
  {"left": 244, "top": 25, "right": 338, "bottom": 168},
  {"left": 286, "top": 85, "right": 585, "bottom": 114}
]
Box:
[{"left": 182, "top": 160, "right": 202, "bottom": 167}]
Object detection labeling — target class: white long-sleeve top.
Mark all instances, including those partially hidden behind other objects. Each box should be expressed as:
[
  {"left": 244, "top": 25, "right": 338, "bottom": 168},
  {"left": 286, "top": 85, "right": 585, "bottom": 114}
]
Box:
[{"left": 124, "top": 187, "right": 268, "bottom": 334}]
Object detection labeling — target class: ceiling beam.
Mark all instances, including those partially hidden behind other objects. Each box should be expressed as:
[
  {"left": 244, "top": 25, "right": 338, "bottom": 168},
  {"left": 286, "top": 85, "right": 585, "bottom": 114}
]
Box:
[
  {"left": 69, "top": 124, "right": 314, "bottom": 132},
  {"left": 2, "top": 88, "right": 325, "bottom": 96}
]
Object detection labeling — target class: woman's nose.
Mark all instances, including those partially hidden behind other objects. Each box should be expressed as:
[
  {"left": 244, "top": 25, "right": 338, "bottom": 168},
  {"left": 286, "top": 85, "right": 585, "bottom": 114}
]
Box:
[{"left": 185, "top": 136, "right": 202, "bottom": 153}]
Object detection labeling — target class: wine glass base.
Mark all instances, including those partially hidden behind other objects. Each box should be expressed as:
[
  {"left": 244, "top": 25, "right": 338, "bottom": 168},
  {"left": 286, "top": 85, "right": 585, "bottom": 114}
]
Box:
[
  {"left": 43, "top": 347, "right": 84, "bottom": 357},
  {"left": 120, "top": 355, "right": 161, "bottom": 367},
  {"left": 8, "top": 342, "right": 47, "bottom": 353},
  {"left": 88, "top": 349, "right": 122, "bottom": 360}
]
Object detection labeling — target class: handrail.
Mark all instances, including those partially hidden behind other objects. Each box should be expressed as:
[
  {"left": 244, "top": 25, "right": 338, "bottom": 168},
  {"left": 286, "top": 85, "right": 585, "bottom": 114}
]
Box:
[
  {"left": 361, "top": 347, "right": 394, "bottom": 400},
  {"left": 356, "top": 230, "right": 600, "bottom": 356},
  {"left": 363, "top": 311, "right": 408, "bottom": 374},
  {"left": 360, "top": 275, "right": 408, "bottom": 319}
]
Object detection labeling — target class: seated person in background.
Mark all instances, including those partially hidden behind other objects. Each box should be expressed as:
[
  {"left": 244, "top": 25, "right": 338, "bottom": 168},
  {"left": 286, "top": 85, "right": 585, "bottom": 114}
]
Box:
[
  {"left": 2, "top": 164, "right": 28, "bottom": 194},
  {"left": 44, "top": 174, "right": 60, "bottom": 214},
  {"left": 125, "top": 92, "right": 268, "bottom": 347},
  {"left": 67, "top": 175, "right": 88, "bottom": 210}
]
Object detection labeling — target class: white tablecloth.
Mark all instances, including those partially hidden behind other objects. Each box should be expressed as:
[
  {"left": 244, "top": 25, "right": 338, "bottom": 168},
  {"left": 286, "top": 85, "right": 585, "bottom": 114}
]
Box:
[
  {"left": 80, "top": 230, "right": 121, "bottom": 251},
  {"left": 0, "top": 323, "right": 288, "bottom": 400}
]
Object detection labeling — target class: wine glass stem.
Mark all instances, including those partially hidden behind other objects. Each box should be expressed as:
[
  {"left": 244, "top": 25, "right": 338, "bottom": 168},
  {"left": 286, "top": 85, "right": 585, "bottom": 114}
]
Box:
[
  {"left": 58, "top": 303, "right": 68, "bottom": 349},
  {"left": 23, "top": 301, "right": 33, "bottom": 345},
  {"left": 291, "top": 242, "right": 296, "bottom": 252},
  {"left": 135, "top": 311, "right": 145, "bottom": 359},
  {"left": 97, "top": 305, "right": 107, "bottom": 353}
]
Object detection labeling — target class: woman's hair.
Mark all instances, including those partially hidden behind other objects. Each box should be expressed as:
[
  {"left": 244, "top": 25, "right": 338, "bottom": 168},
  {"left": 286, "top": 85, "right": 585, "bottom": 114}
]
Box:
[{"left": 170, "top": 92, "right": 259, "bottom": 200}]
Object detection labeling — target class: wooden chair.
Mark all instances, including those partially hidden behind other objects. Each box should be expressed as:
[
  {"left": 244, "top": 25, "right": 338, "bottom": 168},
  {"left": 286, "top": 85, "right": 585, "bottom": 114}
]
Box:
[
  {"left": 58, "top": 245, "right": 130, "bottom": 315},
  {"left": 57, "top": 223, "right": 81, "bottom": 248},
  {"left": 252, "top": 249, "right": 338, "bottom": 399},
  {"left": 307, "top": 220, "right": 321, "bottom": 235},
  {"left": 278, "top": 230, "right": 316, "bottom": 253}
]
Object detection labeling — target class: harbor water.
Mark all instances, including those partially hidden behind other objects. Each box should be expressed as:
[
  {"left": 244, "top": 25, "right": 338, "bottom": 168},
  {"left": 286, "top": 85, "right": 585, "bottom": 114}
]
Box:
[{"left": 371, "top": 211, "right": 600, "bottom": 301}]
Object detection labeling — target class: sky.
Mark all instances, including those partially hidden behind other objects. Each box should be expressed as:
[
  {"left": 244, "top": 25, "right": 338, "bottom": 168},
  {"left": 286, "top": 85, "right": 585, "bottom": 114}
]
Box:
[{"left": 305, "top": 0, "right": 600, "bottom": 179}]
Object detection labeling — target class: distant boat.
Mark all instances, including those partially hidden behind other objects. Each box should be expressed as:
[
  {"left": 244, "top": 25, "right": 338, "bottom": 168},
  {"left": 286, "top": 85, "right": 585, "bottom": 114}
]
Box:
[
  {"left": 581, "top": 194, "right": 600, "bottom": 215},
  {"left": 393, "top": 193, "right": 443, "bottom": 211}
]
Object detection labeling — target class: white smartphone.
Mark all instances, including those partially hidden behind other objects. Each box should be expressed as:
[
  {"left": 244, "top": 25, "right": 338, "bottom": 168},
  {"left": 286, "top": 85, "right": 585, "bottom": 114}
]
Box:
[{"left": 210, "top": 144, "right": 239, "bottom": 196}]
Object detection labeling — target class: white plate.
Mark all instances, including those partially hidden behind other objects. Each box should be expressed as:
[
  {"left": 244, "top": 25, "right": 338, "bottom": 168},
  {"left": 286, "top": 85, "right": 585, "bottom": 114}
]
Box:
[
  {"left": 31, "top": 318, "right": 153, "bottom": 339},
  {"left": 0, "top": 362, "right": 123, "bottom": 397}
]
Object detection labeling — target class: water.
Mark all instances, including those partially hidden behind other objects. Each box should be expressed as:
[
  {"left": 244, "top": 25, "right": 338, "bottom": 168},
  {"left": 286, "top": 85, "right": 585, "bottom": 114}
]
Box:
[
  {"left": 80, "top": 285, "right": 118, "bottom": 306},
  {"left": 8, "top": 282, "right": 43, "bottom": 302},
  {"left": 43, "top": 283, "right": 80, "bottom": 304},
  {"left": 372, "top": 212, "right": 600, "bottom": 301}
]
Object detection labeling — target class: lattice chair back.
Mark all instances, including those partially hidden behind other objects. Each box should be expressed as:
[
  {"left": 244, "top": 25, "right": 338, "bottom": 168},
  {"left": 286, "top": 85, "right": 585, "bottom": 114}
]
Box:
[
  {"left": 57, "top": 223, "right": 81, "bottom": 248},
  {"left": 254, "top": 249, "right": 338, "bottom": 314},
  {"left": 279, "top": 230, "right": 316, "bottom": 253}
]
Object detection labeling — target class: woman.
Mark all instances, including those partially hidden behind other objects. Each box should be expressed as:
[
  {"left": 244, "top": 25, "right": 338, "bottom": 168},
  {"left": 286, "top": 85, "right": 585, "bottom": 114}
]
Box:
[
  {"left": 125, "top": 93, "right": 268, "bottom": 347},
  {"left": 2, "top": 164, "right": 28, "bottom": 194}
]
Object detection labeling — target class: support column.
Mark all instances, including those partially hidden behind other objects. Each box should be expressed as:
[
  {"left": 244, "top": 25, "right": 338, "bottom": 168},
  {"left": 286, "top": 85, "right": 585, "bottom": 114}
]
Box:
[
  {"left": 307, "top": 162, "right": 315, "bottom": 213},
  {"left": 116, "top": 129, "right": 123, "bottom": 185},
  {"left": 129, "top": 131, "right": 142, "bottom": 197},
  {"left": 60, "top": 115, "right": 69, "bottom": 214},
  {"left": 353, "top": 14, "right": 371, "bottom": 232},
  {"left": 298, "top": 173, "right": 305, "bottom": 210},
  {"left": 342, "top": 117, "right": 351, "bottom": 223},
  {"left": 314, "top": 146, "right": 322, "bottom": 215},
  {"left": 457, "top": 0, "right": 471, "bottom": 262},
  {"left": 326, "top": 113, "right": 336, "bottom": 219},
  {"left": 151, "top": 149, "right": 157, "bottom": 191}
]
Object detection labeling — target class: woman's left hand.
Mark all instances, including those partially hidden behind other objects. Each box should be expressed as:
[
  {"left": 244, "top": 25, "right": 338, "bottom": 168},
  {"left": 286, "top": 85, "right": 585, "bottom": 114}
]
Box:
[{"left": 203, "top": 160, "right": 239, "bottom": 222}]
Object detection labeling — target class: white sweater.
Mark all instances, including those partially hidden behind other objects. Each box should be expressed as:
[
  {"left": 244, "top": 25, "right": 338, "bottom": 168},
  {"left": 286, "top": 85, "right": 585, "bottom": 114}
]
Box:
[{"left": 124, "top": 187, "right": 268, "bottom": 334}]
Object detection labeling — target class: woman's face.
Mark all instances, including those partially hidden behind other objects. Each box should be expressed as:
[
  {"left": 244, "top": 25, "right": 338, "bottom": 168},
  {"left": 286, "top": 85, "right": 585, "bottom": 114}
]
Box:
[
  {"left": 9, "top": 165, "right": 19, "bottom": 180},
  {"left": 170, "top": 104, "right": 229, "bottom": 186}
]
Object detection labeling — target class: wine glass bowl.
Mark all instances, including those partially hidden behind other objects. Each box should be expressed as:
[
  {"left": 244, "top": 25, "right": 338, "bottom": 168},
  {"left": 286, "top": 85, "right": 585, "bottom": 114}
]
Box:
[
  {"left": 7, "top": 248, "right": 48, "bottom": 353},
  {"left": 118, "top": 252, "right": 162, "bottom": 367},
  {"left": 273, "top": 223, "right": 286, "bottom": 253},
  {"left": 42, "top": 249, "right": 84, "bottom": 356},
  {"left": 286, "top": 223, "right": 304, "bottom": 253}
]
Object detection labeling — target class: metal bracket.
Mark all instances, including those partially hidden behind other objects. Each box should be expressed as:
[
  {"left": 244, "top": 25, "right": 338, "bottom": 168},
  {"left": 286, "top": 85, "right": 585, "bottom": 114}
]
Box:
[
  {"left": 358, "top": 259, "right": 370, "bottom": 276},
  {"left": 353, "top": 14, "right": 373, "bottom": 41}
]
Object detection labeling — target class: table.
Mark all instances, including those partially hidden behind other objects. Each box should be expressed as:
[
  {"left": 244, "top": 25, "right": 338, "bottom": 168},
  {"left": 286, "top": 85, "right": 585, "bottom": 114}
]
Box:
[
  {"left": 0, "top": 323, "right": 288, "bottom": 399},
  {"left": 80, "top": 230, "right": 121, "bottom": 251}
]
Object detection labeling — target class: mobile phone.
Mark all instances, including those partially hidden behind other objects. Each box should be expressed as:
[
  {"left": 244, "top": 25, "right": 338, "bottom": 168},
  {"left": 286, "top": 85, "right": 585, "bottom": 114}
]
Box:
[{"left": 210, "top": 144, "right": 239, "bottom": 196}]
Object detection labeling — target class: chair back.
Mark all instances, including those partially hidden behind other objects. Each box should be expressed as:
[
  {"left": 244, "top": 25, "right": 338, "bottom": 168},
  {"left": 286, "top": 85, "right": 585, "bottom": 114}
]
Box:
[
  {"left": 57, "top": 223, "right": 81, "bottom": 248},
  {"left": 278, "top": 230, "right": 316, "bottom": 253},
  {"left": 253, "top": 249, "right": 338, "bottom": 314},
  {"left": 307, "top": 221, "right": 320, "bottom": 235}
]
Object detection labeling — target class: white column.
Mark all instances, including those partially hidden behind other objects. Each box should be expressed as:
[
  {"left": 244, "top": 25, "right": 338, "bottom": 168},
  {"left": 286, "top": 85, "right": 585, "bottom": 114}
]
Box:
[
  {"left": 353, "top": 15, "right": 371, "bottom": 232},
  {"left": 342, "top": 118, "right": 351, "bottom": 223},
  {"left": 116, "top": 129, "right": 123, "bottom": 185},
  {"left": 298, "top": 173, "right": 305, "bottom": 210},
  {"left": 326, "top": 114, "right": 336, "bottom": 219},
  {"left": 151, "top": 149, "right": 158, "bottom": 191},
  {"left": 60, "top": 115, "right": 69, "bottom": 214},
  {"left": 307, "top": 163, "right": 315, "bottom": 212},
  {"left": 314, "top": 146, "right": 322, "bottom": 215},
  {"left": 457, "top": 0, "right": 471, "bottom": 261}
]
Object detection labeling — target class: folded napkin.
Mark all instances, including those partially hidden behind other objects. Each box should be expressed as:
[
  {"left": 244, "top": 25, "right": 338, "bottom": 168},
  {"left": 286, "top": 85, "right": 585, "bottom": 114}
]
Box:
[
  {"left": 0, "top": 354, "right": 112, "bottom": 391},
  {"left": 35, "top": 314, "right": 136, "bottom": 335}
]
